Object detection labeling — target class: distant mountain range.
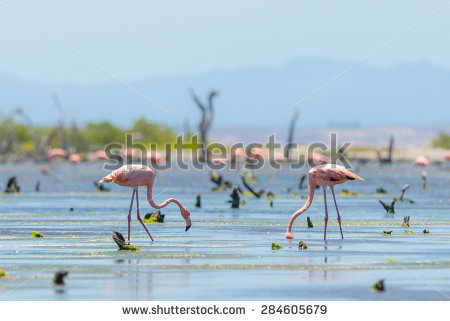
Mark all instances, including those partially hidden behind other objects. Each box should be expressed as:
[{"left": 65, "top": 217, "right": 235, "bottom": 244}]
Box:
[{"left": 0, "top": 57, "right": 449, "bottom": 144}]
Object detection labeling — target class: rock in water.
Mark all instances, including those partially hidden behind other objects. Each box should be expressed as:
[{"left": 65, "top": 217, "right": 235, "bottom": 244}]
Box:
[
  {"left": 5, "top": 176, "right": 20, "bottom": 193},
  {"left": 298, "top": 241, "right": 308, "bottom": 250},
  {"left": 112, "top": 231, "right": 141, "bottom": 251},
  {"left": 370, "top": 280, "right": 385, "bottom": 292},
  {"left": 53, "top": 271, "right": 69, "bottom": 285},
  {"left": 195, "top": 194, "right": 201, "bottom": 208},
  {"left": 31, "top": 231, "right": 43, "bottom": 238}
]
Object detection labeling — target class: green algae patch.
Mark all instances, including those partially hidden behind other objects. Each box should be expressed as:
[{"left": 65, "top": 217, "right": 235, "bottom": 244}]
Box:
[
  {"left": 0, "top": 269, "right": 7, "bottom": 278},
  {"left": 383, "top": 258, "right": 397, "bottom": 263},
  {"left": 272, "top": 242, "right": 283, "bottom": 250},
  {"left": 143, "top": 216, "right": 160, "bottom": 224},
  {"left": 31, "top": 231, "right": 43, "bottom": 238},
  {"left": 120, "top": 244, "right": 141, "bottom": 251},
  {"left": 382, "top": 230, "right": 392, "bottom": 235},
  {"left": 143, "top": 211, "right": 165, "bottom": 223},
  {"left": 298, "top": 241, "right": 308, "bottom": 250},
  {"left": 405, "top": 230, "right": 414, "bottom": 234}
]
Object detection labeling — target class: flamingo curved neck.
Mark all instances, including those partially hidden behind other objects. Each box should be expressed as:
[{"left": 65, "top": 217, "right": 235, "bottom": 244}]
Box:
[
  {"left": 287, "top": 183, "right": 316, "bottom": 233},
  {"left": 146, "top": 184, "right": 183, "bottom": 210}
]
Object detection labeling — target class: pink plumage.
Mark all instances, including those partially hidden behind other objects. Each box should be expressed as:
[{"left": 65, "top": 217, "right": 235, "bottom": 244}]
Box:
[
  {"left": 286, "top": 164, "right": 363, "bottom": 240},
  {"left": 100, "top": 164, "right": 191, "bottom": 243}
]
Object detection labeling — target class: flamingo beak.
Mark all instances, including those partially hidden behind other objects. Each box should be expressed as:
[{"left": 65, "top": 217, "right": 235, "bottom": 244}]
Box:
[{"left": 185, "top": 219, "right": 192, "bottom": 232}]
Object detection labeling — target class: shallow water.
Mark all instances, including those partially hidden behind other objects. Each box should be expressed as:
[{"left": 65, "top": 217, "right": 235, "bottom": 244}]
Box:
[{"left": 0, "top": 161, "right": 449, "bottom": 300}]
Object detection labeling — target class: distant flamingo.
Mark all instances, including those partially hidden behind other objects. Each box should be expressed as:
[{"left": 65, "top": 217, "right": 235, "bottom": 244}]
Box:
[
  {"left": 99, "top": 164, "right": 191, "bottom": 243},
  {"left": 444, "top": 151, "right": 450, "bottom": 162},
  {"left": 285, "top": 164, "right": 363, "bottom": 240},
  {"left": 414, "top": 155, "right": 430, "bottom": 166},
  {"left": 69, "top": 153, "right": 82, "bottom": 163},
  {"left": 47, "top": 148, "right": 68, "bottom": 160}
]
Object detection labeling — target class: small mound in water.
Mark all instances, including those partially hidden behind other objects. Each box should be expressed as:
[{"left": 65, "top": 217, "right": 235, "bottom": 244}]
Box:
[
  {"left": 423, "top": 230, "right": 430, "bottom": 234},
  {"left": 383, "top": 258, "right": 397, "bottom": 263},
  {"left": 121, "top": 244, "right": 141, "bottom": 251},
  {"left": 271, "top": 242, "right": 283, "bottom": 250},
  {"left": 112, "top": 231, "right": 141, "bottom": 251},
  {"left": 298, "top": 241, "right": 308, "bottom": 250},
  {"left": 405, "top": 230, "right": 414, "bottom": 234},
  {"left": 0, "top": 269, "right": 7, "bottom": 278},
  {"left": 370, "top": 280, "right": 385, "bottom": 292},
  {"left": 382, "top": 230, "right": 392, "bottom": 235},
  {"left": 31, "top": 231, "right": 43, "bottom": 238}
]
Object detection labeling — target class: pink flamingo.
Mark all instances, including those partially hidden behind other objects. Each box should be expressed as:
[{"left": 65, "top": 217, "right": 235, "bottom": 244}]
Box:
[
  {"left": 69, "top": 153, "right": 82, "bottom": 163},
  {"left": 99, "top": 164, "right": 191, "bottom": 243},
  {"left": 47, "top": 148, "right": 68, "bottom": 160},
  {"left": 285, "top": 164, "right": 363, "bottom": 240},
  {"left": 414, "top": 155, "right": 429, "bottom": 166}
]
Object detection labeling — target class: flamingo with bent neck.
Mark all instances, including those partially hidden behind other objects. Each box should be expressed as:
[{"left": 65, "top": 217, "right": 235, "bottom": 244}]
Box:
[
  {"left": 99, "top": 164, "right": 191, "bottom": 243},
  {"left": 286, "top": 164, "right": 363, "bottom": 240}
]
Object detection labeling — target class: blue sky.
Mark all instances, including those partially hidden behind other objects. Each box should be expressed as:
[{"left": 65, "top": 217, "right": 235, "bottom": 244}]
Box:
[{"left": 0, "top": 0, "right": 449, "bottom": 84}]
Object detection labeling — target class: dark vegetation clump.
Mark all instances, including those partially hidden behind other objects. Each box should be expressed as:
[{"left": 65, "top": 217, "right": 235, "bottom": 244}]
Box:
[
  {"left": 371, "top": 279, "right": 385, "bottom": 292},
  {"left": 143, "top": 211, "right": 165, "bottom": 223},
  {"left": 195, "top": 194, "right": 201, "bottom": 208},
  {"left": 241, "top": 176, "right": 264, "bottom": 198},
  {"left": 376, "top": 188, "right": 387, "bottom": 194},
  {"left": 379, "top": 199, "right": 395, "bottom": 213},
  {"left": 5, "top": 176, "right": 20, "bottom": 193},
  {"left": 271, "top": 242, "right": 283, "bottom": 250},
  {"left": 307, "top": 217, "right": 314, "bottom": 228},
  {"left": 298, "top": 241, "right": 308, "bottom": 250},
  {"left": 112, "top": 231, "right": 141, "bottom": 251},
  {"left": 230, "top": 186, "right": 241, "bottom": 209},
  {"left": 402, "top": 216, "right": 410, "bottom": 227},
  {"left": 53, "top": 271, "right": 69, "bottom": 285}
]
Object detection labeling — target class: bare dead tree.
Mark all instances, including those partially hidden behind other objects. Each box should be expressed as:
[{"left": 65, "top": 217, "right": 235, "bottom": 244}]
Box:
[
  {"left": 377, "top": 135, "right": 394, "bottom": 164},
  {"left": 284, "top": 110, "right": 299, "bottom": 159},
  {"left": 190, "top": 89, "right": 218, "bottom": 162},
  {"left": 241, "top": 176, "right": 264, "bottom": 198},
  {"left": 379, "top": 198, "right": 395, "bottom": 213},
  {"left": 51, "top": 93, "right": 69, "bottom": 152}
]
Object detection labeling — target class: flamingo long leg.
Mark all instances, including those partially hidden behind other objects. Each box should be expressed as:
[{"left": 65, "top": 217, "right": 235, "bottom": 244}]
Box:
[
  {"left": 330, "top": 186, "right": 344, "bottom": 239},
  {"left": 323, "top": 186, "right": 328, "bottom": 240},
  {"left": 127, "top": 189, "right": 136, "bottom": 244},
  {"left": 136, "top": 188, "right": 154, "bottom": 242}
]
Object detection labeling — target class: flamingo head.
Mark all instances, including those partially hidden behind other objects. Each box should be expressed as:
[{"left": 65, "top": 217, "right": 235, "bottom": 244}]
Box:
[{"left": 181, "top": 207, "right": 191, "bottom": 231}]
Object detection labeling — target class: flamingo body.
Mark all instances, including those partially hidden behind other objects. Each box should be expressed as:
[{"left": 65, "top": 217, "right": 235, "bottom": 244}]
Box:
[
  {"left": 100, "top": 164, "right": 191, "bottom": 243},
  {"left": 285, "top": 164, "right": 362, "bottom": 240}
]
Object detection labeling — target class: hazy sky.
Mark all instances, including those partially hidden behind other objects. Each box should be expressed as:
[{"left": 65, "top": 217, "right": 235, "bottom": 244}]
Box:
[{"left": 0, "top": 0, "right": 449, "bottom": 84}]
